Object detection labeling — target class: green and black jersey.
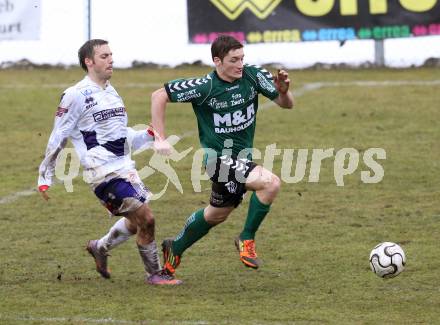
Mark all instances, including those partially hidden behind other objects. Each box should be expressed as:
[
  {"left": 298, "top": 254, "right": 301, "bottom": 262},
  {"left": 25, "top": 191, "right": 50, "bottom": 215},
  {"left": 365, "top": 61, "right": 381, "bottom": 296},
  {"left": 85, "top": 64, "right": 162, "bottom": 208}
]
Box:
[{"left": 164, "top": 64, "right": 279, "bottom": 163}]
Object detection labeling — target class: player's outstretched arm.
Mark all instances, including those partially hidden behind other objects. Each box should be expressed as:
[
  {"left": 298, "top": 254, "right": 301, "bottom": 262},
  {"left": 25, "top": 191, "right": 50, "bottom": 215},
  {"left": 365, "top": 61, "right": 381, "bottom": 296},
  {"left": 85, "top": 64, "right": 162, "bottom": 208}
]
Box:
[
  {"left": 126, "top": 127, "right": 155, "bottom": 152},
  {"left": 37, "top": 90, "right": 82, "bottom": 201},
  {"left": 37, "top": 135, "right": 69, "bottom": 201},
  {"left": 151, "top": 87, "right": 172, "bottom": 156},
  {"left": 273, "top": 69, "right": 294, "bottom": 109}
]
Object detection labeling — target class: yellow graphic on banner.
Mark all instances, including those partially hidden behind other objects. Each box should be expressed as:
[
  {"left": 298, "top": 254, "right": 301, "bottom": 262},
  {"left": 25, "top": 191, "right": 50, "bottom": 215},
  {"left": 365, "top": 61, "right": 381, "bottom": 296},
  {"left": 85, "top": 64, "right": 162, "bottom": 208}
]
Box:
[{"left": 210, "top": 0, "right": 282, "bottom": 20}]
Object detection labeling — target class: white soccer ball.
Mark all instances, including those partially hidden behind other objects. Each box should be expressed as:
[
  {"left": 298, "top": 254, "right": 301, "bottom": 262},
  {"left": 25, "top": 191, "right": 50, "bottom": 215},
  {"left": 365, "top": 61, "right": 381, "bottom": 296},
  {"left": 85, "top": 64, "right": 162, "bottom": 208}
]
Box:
[{"left": 369, "top": 242, "right": 406, "bottom": 278}]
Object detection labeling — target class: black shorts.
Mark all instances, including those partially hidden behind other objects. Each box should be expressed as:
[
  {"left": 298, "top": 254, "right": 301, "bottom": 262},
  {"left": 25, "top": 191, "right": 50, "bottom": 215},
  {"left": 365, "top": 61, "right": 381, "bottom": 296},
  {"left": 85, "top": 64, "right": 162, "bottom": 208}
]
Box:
[{"left": 206, "top": 155, "right": 257, "bottom": 208}]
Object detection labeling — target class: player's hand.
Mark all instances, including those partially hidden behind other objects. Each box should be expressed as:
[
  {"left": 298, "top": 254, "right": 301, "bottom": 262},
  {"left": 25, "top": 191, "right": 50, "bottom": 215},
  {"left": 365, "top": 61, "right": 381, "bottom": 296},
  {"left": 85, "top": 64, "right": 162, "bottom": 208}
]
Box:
[
  {"left": 274, "top": 69, "right": 290, "bottom": 94},
  {"left": 153, "top": 139, "right": 172, "bottom": 156},
  {"left": 38, "top": 185, "right": 50, "bottom": 201}
]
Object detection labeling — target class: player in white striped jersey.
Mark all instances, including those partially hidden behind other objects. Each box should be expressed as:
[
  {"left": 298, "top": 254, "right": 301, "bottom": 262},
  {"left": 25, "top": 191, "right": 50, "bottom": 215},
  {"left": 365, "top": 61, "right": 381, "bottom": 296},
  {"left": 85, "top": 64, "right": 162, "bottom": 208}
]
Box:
[{"left": 37, "top": 39, "right": 181, "bottom": 285}]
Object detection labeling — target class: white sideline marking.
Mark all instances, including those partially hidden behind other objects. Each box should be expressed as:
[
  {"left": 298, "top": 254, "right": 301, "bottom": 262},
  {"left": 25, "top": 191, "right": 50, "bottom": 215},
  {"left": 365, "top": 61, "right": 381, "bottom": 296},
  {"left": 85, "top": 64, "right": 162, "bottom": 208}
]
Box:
[
  {"left": 0, "top": 316, "right": 212, "bottom": 325},
  {"left": 2, "top": 316, "right": 138, "bottom": 324},
  {"left": 259, "top": 79, "right": 440, "bottom": 109},
  {"left": 0, "top": 188, "right": 37, "bottom": 204},
  {"left": 1, "top": 79, "right": 439, "bottom": 204}
]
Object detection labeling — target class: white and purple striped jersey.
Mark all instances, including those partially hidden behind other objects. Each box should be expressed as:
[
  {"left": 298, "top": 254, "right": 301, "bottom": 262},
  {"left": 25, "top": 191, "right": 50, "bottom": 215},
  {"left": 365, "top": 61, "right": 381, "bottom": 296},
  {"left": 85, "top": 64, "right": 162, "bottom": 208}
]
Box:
[{"left": 38, "top": 75, "right": 153, "bottom": 188}]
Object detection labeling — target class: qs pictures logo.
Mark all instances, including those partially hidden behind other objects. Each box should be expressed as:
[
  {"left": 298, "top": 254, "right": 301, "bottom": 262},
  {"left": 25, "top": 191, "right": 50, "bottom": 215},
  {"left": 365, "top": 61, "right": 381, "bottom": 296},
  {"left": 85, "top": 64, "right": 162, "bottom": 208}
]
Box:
[{"left": 210, "top": 0, "right": 282, "bottom": 20}]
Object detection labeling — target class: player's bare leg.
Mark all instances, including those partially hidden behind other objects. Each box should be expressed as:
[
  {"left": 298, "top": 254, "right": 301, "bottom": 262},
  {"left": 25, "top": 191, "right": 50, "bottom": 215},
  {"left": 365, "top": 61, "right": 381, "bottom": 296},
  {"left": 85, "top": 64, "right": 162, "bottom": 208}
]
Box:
[
  {"left": 204, "top": 205, "right": 235, "bottom": 225},
  {"left": 246, "top": 166, "right": 281, "bottom": 204}
]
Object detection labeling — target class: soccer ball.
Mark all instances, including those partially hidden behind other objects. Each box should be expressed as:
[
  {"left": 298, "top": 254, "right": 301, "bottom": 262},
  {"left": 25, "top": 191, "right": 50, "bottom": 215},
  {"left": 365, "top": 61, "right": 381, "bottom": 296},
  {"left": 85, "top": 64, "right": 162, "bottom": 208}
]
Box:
[{"left": 369, "top": 242, "right": 406, "bottom": 278}]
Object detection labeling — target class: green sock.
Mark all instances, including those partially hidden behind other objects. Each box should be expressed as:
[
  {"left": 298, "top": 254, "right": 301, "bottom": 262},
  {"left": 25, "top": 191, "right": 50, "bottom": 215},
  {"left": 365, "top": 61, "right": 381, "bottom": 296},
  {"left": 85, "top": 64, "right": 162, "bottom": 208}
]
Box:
[
  {"left": 240, "top": 192, "right": 271, "bottom": 240},
  {"left": 172, "top": 208, "right": 213, "bottom": 256}
]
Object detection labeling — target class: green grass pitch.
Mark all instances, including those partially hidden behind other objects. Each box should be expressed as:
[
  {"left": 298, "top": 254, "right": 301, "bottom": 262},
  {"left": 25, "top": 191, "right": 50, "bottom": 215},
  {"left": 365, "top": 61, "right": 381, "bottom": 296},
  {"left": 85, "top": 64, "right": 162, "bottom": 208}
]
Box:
[{"left": 0, "top": 66, "right": 439, "bottom": 324}]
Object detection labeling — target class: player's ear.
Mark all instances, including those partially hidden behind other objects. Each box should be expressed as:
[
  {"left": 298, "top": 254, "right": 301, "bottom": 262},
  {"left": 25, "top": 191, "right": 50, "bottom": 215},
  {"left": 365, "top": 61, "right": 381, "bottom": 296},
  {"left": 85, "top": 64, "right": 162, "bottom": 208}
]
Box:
[
  {"left": 213, "top": 57, "right": 221, "bottom": 67},
  {"left": 85, "top": 57, "right": 93, "bottom": 68}
]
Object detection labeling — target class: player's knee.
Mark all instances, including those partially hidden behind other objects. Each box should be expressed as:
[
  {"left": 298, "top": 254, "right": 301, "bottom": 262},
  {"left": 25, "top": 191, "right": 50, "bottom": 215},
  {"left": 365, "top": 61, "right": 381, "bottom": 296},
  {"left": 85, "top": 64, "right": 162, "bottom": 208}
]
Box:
[
  {"left": 141, "top": 212, "right": 155, "bottom": 227},
  {"left": 265, "top": 174, "right": 281, "bottom": 198},
  {"left": 137, "top": 216, "right": 155, "bottom": 236},
  {"left": 134, "top": 205, "right": 155, "bottom": 229}
]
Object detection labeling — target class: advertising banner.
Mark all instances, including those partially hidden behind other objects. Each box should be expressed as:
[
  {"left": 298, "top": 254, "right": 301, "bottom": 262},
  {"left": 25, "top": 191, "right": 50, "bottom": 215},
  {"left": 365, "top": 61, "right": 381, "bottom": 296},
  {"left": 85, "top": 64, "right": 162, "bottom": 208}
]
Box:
[
  {"left": 0, "top": 0, "right": 41, "bottom": 40},
  {"left": 187, "top": 0, "right": 440, "bottom": 44}
]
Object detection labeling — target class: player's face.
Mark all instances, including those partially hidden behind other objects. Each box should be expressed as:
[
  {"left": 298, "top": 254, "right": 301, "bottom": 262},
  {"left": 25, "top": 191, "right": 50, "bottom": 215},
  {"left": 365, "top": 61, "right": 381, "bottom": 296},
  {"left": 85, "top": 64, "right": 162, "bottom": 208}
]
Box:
[
  {"left": 87, "top": 44, "right": 113, "bottom": 81},
  {"left": 215, "top": 48, "right": 244, "bottom": 82}
]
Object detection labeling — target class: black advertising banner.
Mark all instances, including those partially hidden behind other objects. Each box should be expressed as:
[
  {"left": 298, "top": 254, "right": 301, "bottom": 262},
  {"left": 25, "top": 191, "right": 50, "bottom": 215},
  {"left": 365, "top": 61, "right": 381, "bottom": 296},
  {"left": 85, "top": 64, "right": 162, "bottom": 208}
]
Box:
[{"left": 187, "top": 0, "right": 440, "bottom": 44}]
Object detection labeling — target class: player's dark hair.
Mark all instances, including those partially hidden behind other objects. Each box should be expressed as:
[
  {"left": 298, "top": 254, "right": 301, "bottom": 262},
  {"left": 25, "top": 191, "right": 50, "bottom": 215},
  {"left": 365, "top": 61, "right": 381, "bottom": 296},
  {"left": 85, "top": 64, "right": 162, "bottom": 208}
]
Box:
[
  {"left": 211, "top": 35, "right": 243, "bottom": 61},
  {"left": 78, "top": 39, "right": 108, "bottom": 71}
]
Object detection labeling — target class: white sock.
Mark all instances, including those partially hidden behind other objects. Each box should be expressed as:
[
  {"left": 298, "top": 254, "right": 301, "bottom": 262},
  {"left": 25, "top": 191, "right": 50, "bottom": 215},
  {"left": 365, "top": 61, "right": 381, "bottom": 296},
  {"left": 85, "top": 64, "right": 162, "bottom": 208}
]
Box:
[
  {"left": 137, "top": 241, "right": 162, "bottom": 275},
  {"left": 97, "top": 217, "right": 134, "bottom": 251}
]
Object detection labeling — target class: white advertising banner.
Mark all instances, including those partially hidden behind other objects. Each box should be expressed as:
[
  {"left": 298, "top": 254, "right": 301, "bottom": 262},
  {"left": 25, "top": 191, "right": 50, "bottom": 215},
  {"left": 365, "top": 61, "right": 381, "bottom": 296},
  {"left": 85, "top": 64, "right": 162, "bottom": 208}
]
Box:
[{"left": 0, "top": 0, "right": 41, "bottom": 40}]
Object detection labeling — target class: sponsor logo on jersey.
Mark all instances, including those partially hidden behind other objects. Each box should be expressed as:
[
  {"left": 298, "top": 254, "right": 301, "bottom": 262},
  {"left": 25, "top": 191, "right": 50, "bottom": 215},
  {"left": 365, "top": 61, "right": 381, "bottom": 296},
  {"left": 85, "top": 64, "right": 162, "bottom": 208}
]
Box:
[
  {"left": 55, "top": 107, "right": 68, "bottom": 117},
  {"left": 226, "top": 84, "right": 239, "bottom": 91},
  {"left": 230, "top": 93, "right": 245, "bottom": 106},
  {"left": 248, "top": 86, "right": 258, "bottom": 101},
  {"left": 85, "top": 96, "right": 98, "bottom": 109},
  {"left": 93, "top": 107, "right": 126, "bottom": 122},
  {"left": 81, "top": 89, "right": 93, "bottom": 97},
  {"left": 213, "top": 104, "right": 255, "bottom": 133},
  {"left": 208, "top": 98, "right": 228, "bottom": 110},
  {"left": 176, "top": 88, "right": 202, "bottom": 102},
  {"left": 257, "top": 72, "right": 276, "bottom": 92}
]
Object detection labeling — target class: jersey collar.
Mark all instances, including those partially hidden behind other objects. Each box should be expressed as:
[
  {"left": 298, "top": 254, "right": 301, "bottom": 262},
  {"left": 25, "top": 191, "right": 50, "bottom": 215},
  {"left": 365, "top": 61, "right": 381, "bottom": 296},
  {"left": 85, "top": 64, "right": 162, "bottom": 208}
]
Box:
[
  {"left": 85, "top": 75, "right": 111, "bottom": 90},
  {"left": 213, "top": 70, "right": 240, "bottom": 84}
]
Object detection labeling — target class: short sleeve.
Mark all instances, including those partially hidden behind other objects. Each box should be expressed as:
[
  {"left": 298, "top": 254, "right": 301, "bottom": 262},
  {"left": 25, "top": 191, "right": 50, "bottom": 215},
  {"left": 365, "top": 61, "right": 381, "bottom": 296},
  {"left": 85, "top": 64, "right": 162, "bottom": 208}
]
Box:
[
  {"left": 164, "top": 76, "right": 211, "bottom": 105},
  {"left": 246, "top": 65, "right": 279, "bottom": 101}
]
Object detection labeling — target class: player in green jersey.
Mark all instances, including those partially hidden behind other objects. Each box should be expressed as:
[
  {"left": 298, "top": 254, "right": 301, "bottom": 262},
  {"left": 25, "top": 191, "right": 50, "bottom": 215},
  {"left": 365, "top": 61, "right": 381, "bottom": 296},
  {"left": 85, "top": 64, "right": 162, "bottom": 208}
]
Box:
[{"left": 151, "top": 35, "right": 294, "bottom": 278}]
